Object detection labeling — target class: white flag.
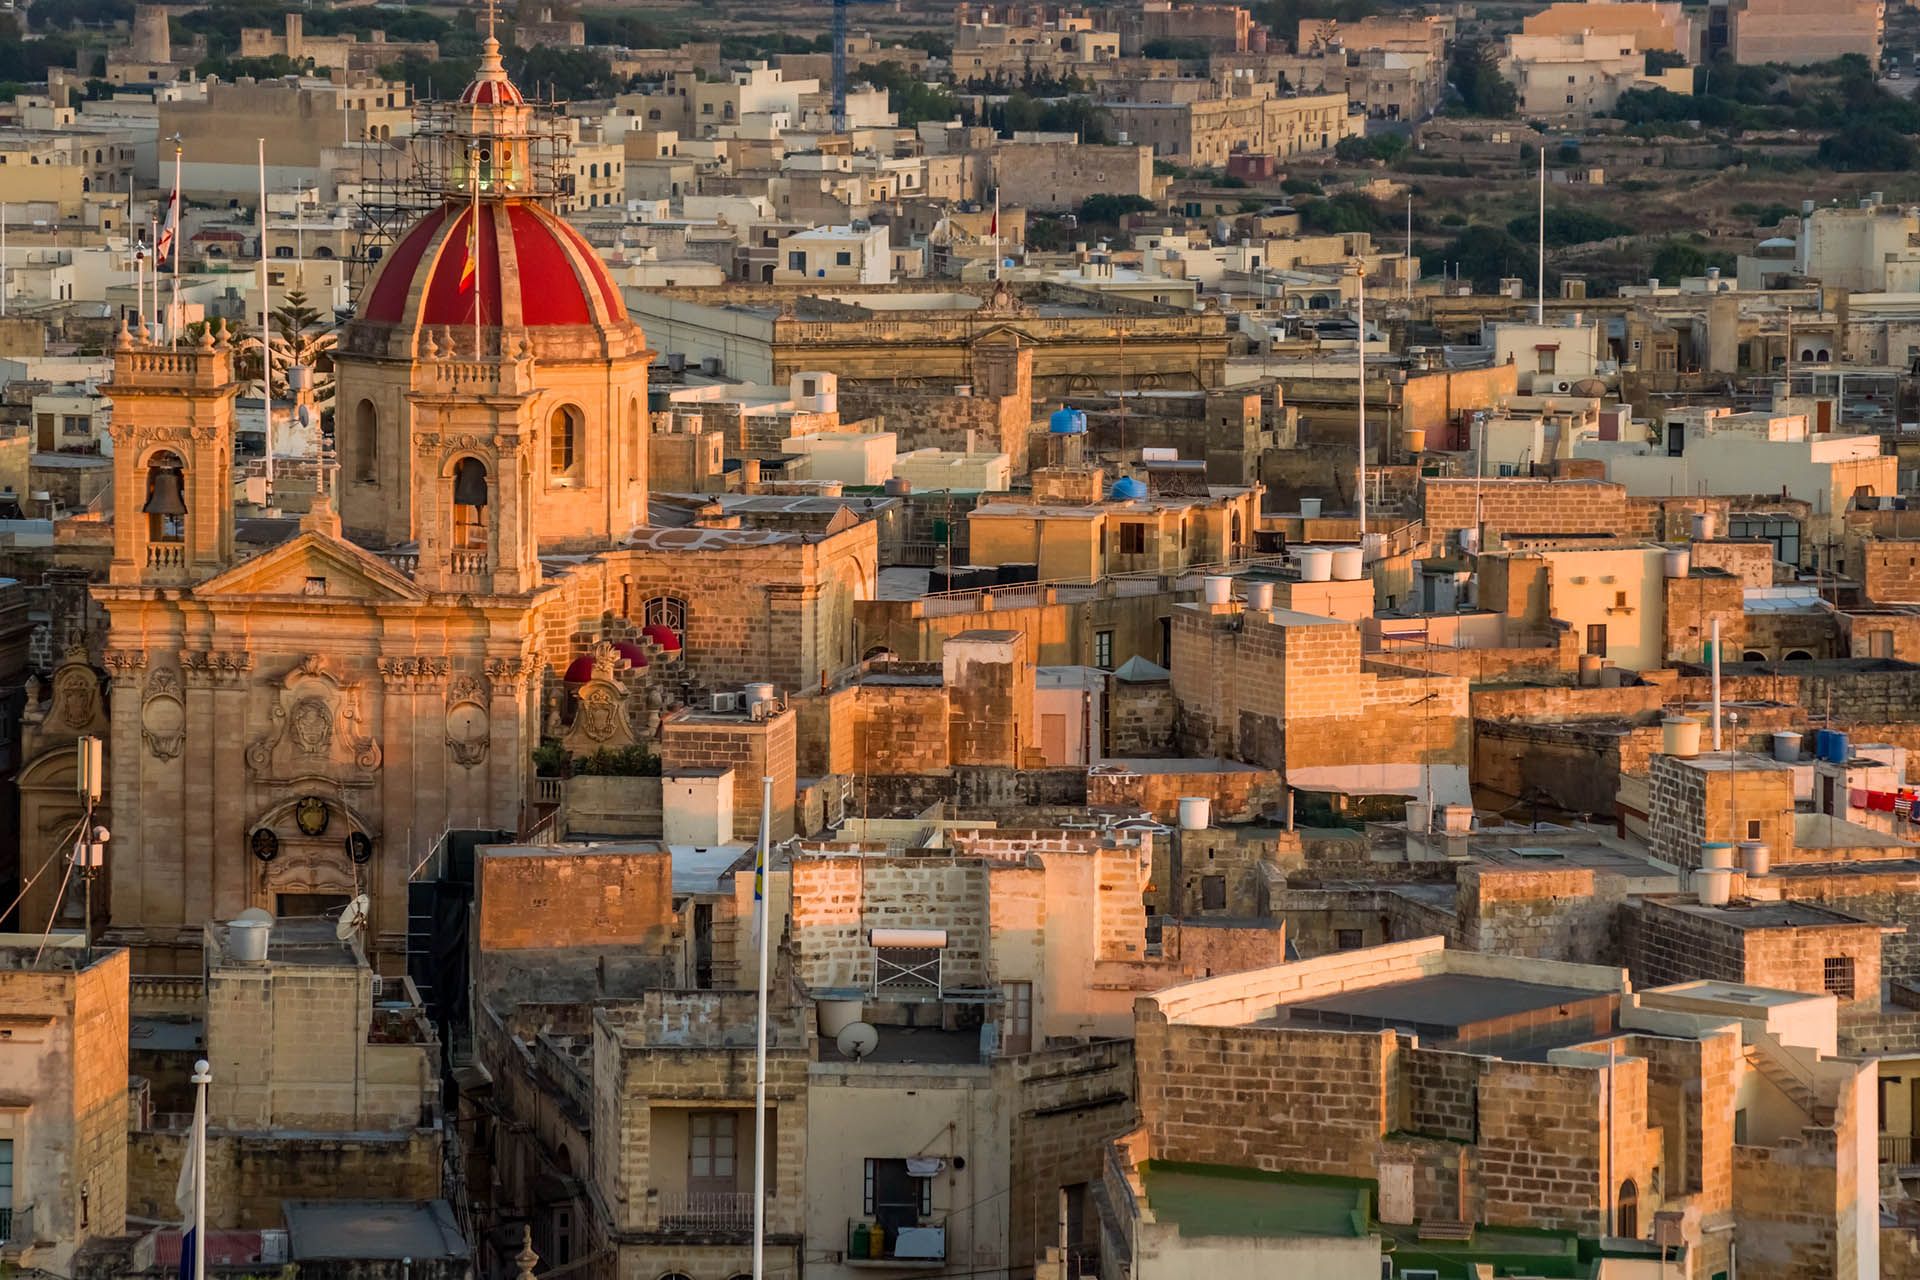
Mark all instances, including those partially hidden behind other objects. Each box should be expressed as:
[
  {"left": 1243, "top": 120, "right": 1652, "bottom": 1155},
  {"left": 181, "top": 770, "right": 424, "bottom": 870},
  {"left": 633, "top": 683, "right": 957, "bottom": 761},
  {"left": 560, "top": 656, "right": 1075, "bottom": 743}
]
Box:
[{"left": 174, "top": 1084, "right": 202, "bottom": 1223}]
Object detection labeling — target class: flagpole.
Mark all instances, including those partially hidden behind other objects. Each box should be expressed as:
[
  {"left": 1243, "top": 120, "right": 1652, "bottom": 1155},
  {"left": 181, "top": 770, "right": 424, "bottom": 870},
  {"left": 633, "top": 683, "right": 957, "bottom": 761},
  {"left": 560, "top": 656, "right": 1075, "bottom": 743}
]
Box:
[
  {"left": 470, "top": 146, "right": 481, "bottom": 360},
  {"left": 258, "top": 137, "right": 273, "bottom": 505},
  {"left": 170, "top": 139, "right": 182, "bottom": 345},
  {"left": 752, "top": 773, "right": 772, "bottom": 1280},
  {"left": 1, "top": 201, "right": 8, "bottom": 319},
  {"left": 991, "top": 187, "right": 1000, "bottom": 282},
  {"left": 150, "top": 215, "right": 159, "bottom": 335},
  {"left": 191, "top": 1057, "right": 210, "bottom": 1280}
]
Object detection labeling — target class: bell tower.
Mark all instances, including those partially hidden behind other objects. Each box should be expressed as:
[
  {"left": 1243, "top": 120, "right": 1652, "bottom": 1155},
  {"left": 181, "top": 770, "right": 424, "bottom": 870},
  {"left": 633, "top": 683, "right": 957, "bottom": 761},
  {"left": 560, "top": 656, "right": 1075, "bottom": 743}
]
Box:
[{"left": 105, "top": 319, "right": 238, "bottom": 587}]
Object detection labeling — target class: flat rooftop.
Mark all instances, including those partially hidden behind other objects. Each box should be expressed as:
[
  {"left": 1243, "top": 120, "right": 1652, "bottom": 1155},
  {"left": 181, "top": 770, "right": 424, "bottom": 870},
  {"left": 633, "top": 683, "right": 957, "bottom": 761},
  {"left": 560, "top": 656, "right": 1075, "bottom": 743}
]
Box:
[
  {"left": 1647, "top": 897, "right": 1877, "bottom": 930},
  {"left": 819, "top": 1024, "right": 984, "bottom": 1066},
  {"left": 1269, "top": 972, "right": 1618, "bottom": 1055},
  {"left": 1140, "top": 1163, "right": 1367, "bottom": 1240},
  {"left": 283, "top": 1200, "right": 466, "bottom": 1262}
]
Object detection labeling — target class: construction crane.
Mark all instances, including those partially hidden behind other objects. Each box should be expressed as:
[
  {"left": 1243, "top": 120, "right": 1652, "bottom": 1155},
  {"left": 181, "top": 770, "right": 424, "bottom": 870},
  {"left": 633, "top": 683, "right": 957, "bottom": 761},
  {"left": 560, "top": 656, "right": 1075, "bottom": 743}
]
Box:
[{"left": 832, "top": 0, "right": 849, "bottom": 133}]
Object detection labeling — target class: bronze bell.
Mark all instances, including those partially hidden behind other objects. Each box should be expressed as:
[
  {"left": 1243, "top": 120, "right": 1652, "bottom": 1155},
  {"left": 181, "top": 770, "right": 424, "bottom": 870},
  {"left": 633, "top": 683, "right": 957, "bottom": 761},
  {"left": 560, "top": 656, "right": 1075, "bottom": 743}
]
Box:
[
  {"left": 142, "top": 467, "right": 188, "bottom": 516},
  {"left": 452, "top": 457, "right": 490, "bottom": 508}
]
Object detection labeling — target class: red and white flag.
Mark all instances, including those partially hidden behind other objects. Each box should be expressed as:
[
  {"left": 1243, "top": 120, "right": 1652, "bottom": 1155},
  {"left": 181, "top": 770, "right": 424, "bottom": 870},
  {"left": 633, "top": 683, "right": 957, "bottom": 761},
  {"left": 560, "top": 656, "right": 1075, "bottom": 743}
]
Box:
[{"left": 156, "top": 185, "right": 179, "bottom": 266}]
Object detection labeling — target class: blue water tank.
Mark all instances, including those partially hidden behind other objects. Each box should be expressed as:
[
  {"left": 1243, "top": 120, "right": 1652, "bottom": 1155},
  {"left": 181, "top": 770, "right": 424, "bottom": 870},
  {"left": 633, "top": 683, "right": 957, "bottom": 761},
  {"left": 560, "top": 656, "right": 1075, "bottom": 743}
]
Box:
[
  {"left": 1048, "top": 406, "right": 1087, "bottom": 434},
  {"left": 1812, "top": 729, "right": 1833, "bottom": 762},
  {"left": 1110, "top": 476, "right": 1148, "bottom": 501},
  {"left": 1828, "top": 731, "right": 1851, "bottom": 764}
]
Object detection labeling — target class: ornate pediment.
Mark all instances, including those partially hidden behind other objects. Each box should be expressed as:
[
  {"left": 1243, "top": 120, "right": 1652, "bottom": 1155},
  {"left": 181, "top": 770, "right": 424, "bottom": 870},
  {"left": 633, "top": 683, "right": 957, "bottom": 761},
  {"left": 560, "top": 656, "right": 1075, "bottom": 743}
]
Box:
[
  {"left": 21, "top": 647, "right": 108, "bottom": 758},
  {"left": 246, "top": 654, "right": 382, "bottom": 785},
  {"left": 192, "top": 532, "right": 425, "bottom": 603}
]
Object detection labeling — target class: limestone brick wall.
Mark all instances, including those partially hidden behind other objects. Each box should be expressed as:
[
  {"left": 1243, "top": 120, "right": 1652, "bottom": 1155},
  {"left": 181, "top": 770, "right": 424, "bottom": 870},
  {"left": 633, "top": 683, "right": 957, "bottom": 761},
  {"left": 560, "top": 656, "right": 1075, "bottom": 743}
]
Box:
[
  {"left": 1864, "top": 539, "right": 1920, "bottom": 605},
  {"left": 1404, "top": 1045, "right": 1480, "bottom": 1142},
  {"left": 1105, "top": 677, "right": 1174, "bottom": 756},
  {"left": 1744, "top": 922, "right": 1884, "bottom": 1010},
  {"left": 944, "top": 633, "right": 1033, "bottom": 767},
  {"left": 73, "top": 951, "right": 131, "bottom": 1246},
  {"left": 659, "top": 708, "right": 798, "bottom": 841},
  {"left": 477, "top": 847, "right": 674, "bottom": 950},
  {"left": 128, "top": 1128, "right": 441, "bottom": 1228},
  {"left": 1473, "top": 719, "right": 1639, "bottom": 814},
  {"left": 1474, "top": 1056, "right": 1617, "bottom": 1234},
  {"left": 1775, "top": 869, "right": 1920, "bottom": 985},
  {"left": 1471, "top": 682, "right": 1667, "bottom": 724},
  {"left": 1664, "top": 571, "right": 1748, "bottom": 665},
  {"left": 1689, "top": 538, "right": 1776, "bottom": 589},
  {"left": 788, "top": 855, "right": 994, "bottom": 990},
  {"left": 1456, "top": 867, "right": 1622, "bottom": 963},
  {"left": 1422, "top": 477, "right": 1631, "bottom": 537},
  {"left": 850, "top": 681, "right": 950, "bottom": 774},
  {"left": 1135, "top": 1019, "right": 1395, "bottom": 1178},
  {"left": 1625, "top": 1028, "right": 1736, "bottom": 1209},
  {"left": 791, "top": 683, "right": 859, "bottom": 778},
  {"left": 1622, "top": 900, "right": 1749, "bottom": 990},
  {"left": 1085, "top": 762, "right": 1282, "bottom": 823},
  {"left": 1731, "top": 1130, "right": 1848, "bottom": 1280},
  {"left": 839, "top": 384, "right": 1033, "bottom": 475},
  {"left": 1003, "top": 1039, "right": 1138, "bottom": 1267}
]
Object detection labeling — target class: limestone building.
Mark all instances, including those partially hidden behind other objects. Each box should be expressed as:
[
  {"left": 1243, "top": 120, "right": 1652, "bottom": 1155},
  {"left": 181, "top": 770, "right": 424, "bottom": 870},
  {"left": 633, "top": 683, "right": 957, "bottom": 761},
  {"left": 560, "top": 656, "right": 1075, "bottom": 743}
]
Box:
[{"left": 67, "top": 34, "right": 873, "bottom": 973}]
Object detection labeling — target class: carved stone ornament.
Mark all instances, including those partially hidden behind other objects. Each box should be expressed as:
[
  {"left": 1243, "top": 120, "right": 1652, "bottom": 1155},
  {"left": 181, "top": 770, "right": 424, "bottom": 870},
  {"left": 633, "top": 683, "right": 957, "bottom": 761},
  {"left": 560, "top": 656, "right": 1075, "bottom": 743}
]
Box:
[
  {"left": 247, "top": 654, "right": 382, "bottom": 782},
  {"left": 447, "top": 700, "right": 490, "bottom": 769},
  {"left": 379, "top": 655, "right": 451, "bottom": 690},
  {"left": 140, "top": 667, "right": 186, "bottom": 761},
  {"left": 447, "top": 673, "right": 490, "bottom": 707}
]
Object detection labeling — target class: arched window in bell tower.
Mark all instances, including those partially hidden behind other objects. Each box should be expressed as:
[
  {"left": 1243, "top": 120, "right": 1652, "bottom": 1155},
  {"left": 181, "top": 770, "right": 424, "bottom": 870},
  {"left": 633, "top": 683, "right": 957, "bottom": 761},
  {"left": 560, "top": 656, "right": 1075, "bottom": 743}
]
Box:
[
  {"left": 452, "top": 456, "right": 490, "bottom": 549},
  {"left": 549, "top": 404, "right": 582, "bottom": 478},
  {"left": 143, "top": 450, "right": 187, "bottom": 542},
  {"left": 353, "top": 399, "right": 378, "bottom": 483}
]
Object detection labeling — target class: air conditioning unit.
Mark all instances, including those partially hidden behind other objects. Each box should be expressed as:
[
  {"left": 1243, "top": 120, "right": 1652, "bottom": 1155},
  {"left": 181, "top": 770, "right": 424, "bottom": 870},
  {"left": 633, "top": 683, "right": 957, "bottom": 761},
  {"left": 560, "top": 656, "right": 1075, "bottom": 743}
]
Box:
[{"left": 709, "top": 691, "right": 739, "bottom": 712}]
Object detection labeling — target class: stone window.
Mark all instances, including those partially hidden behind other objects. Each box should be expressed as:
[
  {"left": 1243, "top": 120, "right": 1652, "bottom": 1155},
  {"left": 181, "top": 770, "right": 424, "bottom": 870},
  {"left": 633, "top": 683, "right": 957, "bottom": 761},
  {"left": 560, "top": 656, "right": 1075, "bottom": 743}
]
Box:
[
  {"left": 1200, "top": 875, "right": 1226, "bottom": 910},
  {"left": 1119, "top": 523, "right": 1146, "bottom": 555},
  {"left": 1585, "top": 624, "right": 1607, "bottom": 657},
  {"left": 353, "top": 399, "right": 378, "bottom": 483},
  {"left": 1616, "top": 1180, "right": 1638, "bottom": 1238},
  {"left": 1824, "top": 955, "right": 1855, "bottom": 999},
  {"left": 1746, "top": 819, "right": 1762, "bottom": 840},
  {"left": 1335, "top": 928, "right": 1363, "bottom": 950},
  {"left": 644, "top": 596, "right": 686, "bottom": 639},
  {"left": 1094, "top": 630, "right": 1113, "bottom": 669},
  {"left": 863, "top": 1157, "right": 934, "bottom": 1216},
  {"left": 549, "top": 404, "right": 582, "bottom": 478}
]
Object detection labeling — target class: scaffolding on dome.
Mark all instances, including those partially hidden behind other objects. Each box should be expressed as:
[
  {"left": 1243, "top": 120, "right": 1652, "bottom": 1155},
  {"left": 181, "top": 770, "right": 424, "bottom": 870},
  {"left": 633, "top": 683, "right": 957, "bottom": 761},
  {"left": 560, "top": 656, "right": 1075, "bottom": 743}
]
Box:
[{"left": 346, "top": 90, "right": 576, "bottom": 300}]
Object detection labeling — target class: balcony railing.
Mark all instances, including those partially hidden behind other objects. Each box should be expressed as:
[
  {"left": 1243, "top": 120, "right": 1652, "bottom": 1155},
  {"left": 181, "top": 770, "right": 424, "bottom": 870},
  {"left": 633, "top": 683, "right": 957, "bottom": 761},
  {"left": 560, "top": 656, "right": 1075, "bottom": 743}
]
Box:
[
  {"left": 846, "top": 1218, "right": 946, "bottom": 1267},
  {"left": 146, "top": 542, "right": 186, "bottom": 570},
  {"left": 0, "top": 1205, "right": 30, "bottom": 1248},
  {"left": 657, "top": 1190, "right": 758, "bottom": 1233},
  {"left": 1883, "top": 1134, "right": 1918, "bottom": 1165}
]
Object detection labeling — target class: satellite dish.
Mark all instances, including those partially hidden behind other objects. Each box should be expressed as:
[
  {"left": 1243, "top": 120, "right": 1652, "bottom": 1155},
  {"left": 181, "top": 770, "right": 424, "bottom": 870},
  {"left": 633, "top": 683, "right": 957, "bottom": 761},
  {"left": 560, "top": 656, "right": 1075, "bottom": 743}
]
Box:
[
  {"left": 233, "top": 906, "right": 275, "bottom": 925},
  {"left": 836, "top": 1022, "right": 880, "bottom": 1061},
  {"left": 297, "top": 404, "right": 312, "bottom": 428},
  {"left": 335, "top": 893, "right": 371, "bottom": 941}
]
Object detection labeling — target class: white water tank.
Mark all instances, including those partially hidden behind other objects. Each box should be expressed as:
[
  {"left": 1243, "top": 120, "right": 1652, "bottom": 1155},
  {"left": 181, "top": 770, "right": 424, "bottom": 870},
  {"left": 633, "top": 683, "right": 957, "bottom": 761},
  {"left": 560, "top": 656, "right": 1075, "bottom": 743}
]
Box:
[
  {"left": 1177, "top": 797, "right": 1212, "bottom": 830},
  {"left": 1772, "top": 730, "right": 1802, "bottom": 762},
  {"left": 1691, "top": 512, "right": 1715, "bottom": 540},
  {"left": 744, "top": 682, "right": 777, "bottom": 716},
  {"left": 228, "top": 918, "right": 271, "bottom": 964},
  {"left": 1696, "top": 866, "right": 1734, "bottom": 906},
  {"left": 1203, "top": 575, "right": 1233, "bottom": 605},
  {"left": 1243, "top": 581, "right": 1274, "bottom": 611},
  {"left": 1663, "top": 549, "right": 1691, "bottom": 578},
  {"left": 1405, "top": 800, "right": 1430, "bottom": 832},
  {"left": 1299, "top": 497, "right": 1323, "bottom": 518},
  {"left": 1740, "top": 840, "right": 1771, "bottom": 877},
  {"left": 1296, "top": 547, "right": 1332, "bottom": 581},
  {"left": 1662, "top": 717, "right": 1702, "bottom": 758},
  {"left": 1331, "top": 547, "right": 1365, "bottom": 581},
  {"left": 1437, "top": 803, "right": 1472, "bottom": 834},
  {"left": 1701, "top": 841, "right": 1735, "bottom": 870},
  {"left": 817, "top": 997, "right": 865, "bottom": 1038},
  {"left": 1579, "top": 654, "right": 1604, "bottom": 687}
]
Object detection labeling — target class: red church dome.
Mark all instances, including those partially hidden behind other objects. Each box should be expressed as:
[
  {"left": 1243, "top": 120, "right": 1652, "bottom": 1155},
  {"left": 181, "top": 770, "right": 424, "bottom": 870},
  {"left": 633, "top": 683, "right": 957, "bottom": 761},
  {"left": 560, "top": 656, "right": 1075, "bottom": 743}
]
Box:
[
  {"left": 359, "top": 199, "right": 627, "bottom": 331},
  {"left": 459, "top": 75, "right": 524, "bottom": 107}
]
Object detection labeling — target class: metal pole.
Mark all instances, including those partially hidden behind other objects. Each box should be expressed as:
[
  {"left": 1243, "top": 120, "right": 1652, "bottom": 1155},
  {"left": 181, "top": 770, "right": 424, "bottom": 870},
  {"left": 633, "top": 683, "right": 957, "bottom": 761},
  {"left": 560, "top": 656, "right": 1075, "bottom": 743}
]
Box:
[
  {"left": 192, "top": 1059, "right": 210, "bottom": 1280},
  {"left": 1405, "top": 192, "right": 1412, "bottom": 302},
  {"left": 1536, "top": 142, "right": 1546, "bottom": 324},
  {"left": 1711, "top": 618, "right": 1723, "bottom": 751},
  {"left": 258, "top": 138, "right": 274, "bottom": 503},
  {"left": 1356, "top": 260, "right": 1367, "bottom": 539},
  {"left": 1, "top": 201, "right": 8, "bottom": 318},
  {"left": 170, "top": 141, "right": 182, "bottom": 345},
  {"left": 752, "top": 773, "right": 773, "bottom": 1280}
]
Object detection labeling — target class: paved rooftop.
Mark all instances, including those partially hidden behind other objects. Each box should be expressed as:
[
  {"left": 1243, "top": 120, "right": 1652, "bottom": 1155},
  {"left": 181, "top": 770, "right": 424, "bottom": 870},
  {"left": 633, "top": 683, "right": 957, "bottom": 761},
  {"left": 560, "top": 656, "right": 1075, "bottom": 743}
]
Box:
[
  {"left": 283, "top": 1199, "right": 467, "bottom": 1261},
  {"left": 1651, "top": 898, "right": 1877, "bottom": 930}
]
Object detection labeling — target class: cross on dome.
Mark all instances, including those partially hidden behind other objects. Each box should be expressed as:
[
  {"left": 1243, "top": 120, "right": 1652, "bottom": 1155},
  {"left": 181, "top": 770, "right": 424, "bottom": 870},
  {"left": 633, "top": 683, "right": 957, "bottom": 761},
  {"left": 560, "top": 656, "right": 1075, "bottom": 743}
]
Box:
[{"left": 459, "top": 0, "right": 526, "bottom": 108}]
